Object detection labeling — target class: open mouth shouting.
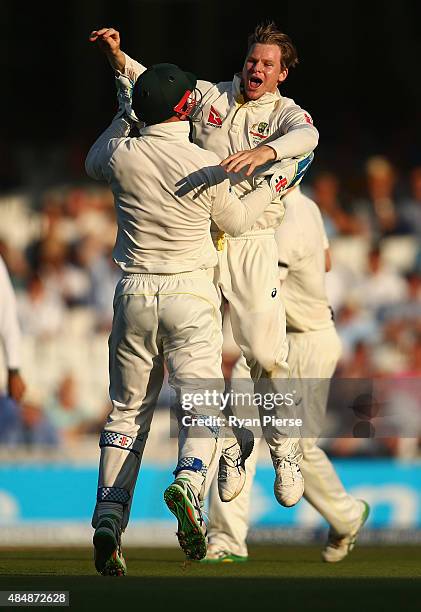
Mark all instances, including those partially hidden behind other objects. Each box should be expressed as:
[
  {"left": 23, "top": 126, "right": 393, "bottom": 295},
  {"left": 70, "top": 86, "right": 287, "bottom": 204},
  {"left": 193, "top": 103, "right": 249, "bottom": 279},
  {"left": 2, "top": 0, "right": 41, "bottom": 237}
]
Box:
[{"left": 247, "top": 75, "right": 263, "bottom": 91}]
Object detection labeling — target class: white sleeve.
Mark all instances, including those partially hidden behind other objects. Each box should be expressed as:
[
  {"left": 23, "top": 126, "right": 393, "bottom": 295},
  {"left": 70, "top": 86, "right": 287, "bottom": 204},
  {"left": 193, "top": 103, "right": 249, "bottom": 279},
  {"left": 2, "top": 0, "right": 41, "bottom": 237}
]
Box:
[
  {"left": 209, "top": 169, "right": 273, "bottom": 236},
  {"left": 0, "top": 257, "right": 22, "bottom": 369},
  {"left": 85, "top": 117, "right": 131, "bottom": 181},
  {"left": 263, "top": 101, "right": 319, "bottom": 160},
  {"left": 122, "top": 53, "right": 147, "bottom": 82}
]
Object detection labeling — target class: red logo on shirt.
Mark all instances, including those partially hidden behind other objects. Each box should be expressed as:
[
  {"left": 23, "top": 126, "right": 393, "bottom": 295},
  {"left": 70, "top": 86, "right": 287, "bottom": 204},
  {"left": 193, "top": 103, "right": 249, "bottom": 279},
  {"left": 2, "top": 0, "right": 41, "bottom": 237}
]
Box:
[
  {"left": 275, "top": 176, "right": 288, "bottom": 192},
  {"left": 304, "top": 113, "right": 313, "bottom": 125},
  {"left": 207, "top": 106, "right": 223, "bottom": 127}
]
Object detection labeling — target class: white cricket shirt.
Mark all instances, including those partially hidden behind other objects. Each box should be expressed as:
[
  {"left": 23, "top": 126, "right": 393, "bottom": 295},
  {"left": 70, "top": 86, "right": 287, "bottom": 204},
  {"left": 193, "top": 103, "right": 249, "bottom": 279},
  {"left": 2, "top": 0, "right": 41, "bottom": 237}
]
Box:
[
  {"left": 85, "top": 119, "right": 273, "bottom": 274},
  {"left": 0, "top": 256, "right": 22, "bottom": 369},
  {"left": 275, "top": 187, "right": 334, "bottom": 332}
]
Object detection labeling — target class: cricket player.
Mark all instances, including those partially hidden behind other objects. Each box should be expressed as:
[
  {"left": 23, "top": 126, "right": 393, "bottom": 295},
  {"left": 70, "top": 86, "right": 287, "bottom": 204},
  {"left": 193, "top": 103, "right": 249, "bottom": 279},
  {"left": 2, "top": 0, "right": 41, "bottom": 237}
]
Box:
[
  {"left": 85, "top": 61, "right": 308, "bottom": 575},
  {"left": 0, "top": 255, "right": 26, "bottom": 402},
  {"left": 89, "top": 21, "right": 318, "bottom": 507},
  {"left": 205, "top": 186, "right": 370, "bottom": 563}
]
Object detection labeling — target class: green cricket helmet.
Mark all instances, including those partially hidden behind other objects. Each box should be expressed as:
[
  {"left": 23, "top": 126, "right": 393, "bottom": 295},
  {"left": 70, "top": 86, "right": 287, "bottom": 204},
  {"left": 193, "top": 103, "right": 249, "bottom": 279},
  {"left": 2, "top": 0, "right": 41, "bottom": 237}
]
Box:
[{"left": 132, "top": 63, "right": 199, "bottom": 125}]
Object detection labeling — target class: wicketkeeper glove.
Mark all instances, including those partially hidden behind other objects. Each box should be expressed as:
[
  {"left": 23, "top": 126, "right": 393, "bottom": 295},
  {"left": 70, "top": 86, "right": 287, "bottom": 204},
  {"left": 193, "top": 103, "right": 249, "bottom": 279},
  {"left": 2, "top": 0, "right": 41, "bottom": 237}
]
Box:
[{"left": 253, "top": 151, "right": 314, "bottom": 200}]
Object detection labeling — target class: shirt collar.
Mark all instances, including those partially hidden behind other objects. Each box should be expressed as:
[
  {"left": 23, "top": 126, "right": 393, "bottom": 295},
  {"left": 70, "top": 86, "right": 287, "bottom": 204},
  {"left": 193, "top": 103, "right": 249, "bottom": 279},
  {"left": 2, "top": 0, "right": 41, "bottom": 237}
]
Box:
[{"left": 139, "top": 121, "right": 191, "bottom": 139}]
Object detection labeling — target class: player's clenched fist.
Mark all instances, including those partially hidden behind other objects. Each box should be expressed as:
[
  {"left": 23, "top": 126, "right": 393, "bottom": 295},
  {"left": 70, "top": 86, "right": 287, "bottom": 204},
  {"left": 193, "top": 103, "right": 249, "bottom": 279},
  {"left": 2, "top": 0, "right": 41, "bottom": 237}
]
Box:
[
  {"left": 89, "top": 28, "right": 121, "bottom": 56},
  {"left": 88, "top": 28, "right": 125, "bottom": 72}
]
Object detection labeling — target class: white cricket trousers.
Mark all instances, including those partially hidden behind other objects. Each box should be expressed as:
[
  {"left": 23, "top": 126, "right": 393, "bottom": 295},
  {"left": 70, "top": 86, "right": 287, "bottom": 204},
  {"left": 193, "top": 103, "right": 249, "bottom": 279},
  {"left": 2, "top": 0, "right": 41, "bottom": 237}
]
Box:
[
  {"left": 213, "top": 230, "right": 299, "bottom": 456},
  {"left": 208, "top": 326, "right": 363, "bottom": 556},
  {"left": 93, "top": 270, "right": 225, "bottom": 528}
]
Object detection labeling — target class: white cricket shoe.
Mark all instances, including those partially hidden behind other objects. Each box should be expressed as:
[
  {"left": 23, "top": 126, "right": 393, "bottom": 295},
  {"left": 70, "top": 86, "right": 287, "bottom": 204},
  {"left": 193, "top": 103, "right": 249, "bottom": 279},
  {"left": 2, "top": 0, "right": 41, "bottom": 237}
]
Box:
[
  {"left": 200, "top": 544, "right": 248, "bottom": 563},
  {"left": 218, "top": 429, "right": 254, "bottom": 502},
  {"left": 322, "top": 500, "right": 370, "bottom": 563},
  {"left": 272, "top": 450, "right": 304, "bottom": 507}
]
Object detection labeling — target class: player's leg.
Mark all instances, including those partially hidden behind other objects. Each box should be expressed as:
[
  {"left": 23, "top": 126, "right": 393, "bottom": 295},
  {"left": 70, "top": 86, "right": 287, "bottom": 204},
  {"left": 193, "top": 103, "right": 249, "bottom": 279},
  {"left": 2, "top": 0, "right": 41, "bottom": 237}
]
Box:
[
  {"left": 300, "top": 440, "right": 369, "bottom": 562},
  {"left": 223, "top": 236, "right": 289, "bottom": 379},
  {"left": 289, "top": 328, "right": 369, "bottom": 561},
  {"left": 93, "top": 277, "right": 164, "bottom": 575},
  {"left": 223, "top": 236, "right": 303, "bottom": 506},
  {"left": 213, "top": 351, "right": 256, "bottom": 503},
  {"left": 159, "top": 271, "right": 225, "bottom": 559},
  {"left": 205, "top": 438, "right": 261, "bottom": 561}
]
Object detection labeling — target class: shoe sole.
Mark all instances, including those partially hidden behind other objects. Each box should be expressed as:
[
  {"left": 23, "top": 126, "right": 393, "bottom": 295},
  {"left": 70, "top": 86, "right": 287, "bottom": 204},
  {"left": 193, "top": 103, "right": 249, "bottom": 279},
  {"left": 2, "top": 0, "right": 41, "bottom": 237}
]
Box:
[
  {"left": 93, "top": 528, "right": 126, "bottom": 576},
  {"left": 164, "top": 484, "right": 207, "bottom": 560}
]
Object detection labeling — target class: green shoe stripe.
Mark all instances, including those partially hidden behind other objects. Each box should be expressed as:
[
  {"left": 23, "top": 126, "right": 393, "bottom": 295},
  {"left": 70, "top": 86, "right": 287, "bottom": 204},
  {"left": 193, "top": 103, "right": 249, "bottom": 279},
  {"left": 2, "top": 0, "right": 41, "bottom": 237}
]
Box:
[
  {"left": 348, "top": 500, "right": 371, "bottom": 553},
  {"left": 201, "top": 553, "right": 248, "bottom": 563}
]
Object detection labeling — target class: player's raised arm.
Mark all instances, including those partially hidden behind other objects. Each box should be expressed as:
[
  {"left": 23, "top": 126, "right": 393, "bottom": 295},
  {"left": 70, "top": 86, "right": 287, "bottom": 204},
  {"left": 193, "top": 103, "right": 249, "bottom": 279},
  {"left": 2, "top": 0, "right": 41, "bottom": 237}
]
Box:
[
  {"left": 85, "top": 72, "right": 136, "bottom": 181},
  {"left": 85, "top": 116, "right": 131, "bottom": 182},
  {"left": 89, "top": 27, "right": 146, "bottom": 82}
]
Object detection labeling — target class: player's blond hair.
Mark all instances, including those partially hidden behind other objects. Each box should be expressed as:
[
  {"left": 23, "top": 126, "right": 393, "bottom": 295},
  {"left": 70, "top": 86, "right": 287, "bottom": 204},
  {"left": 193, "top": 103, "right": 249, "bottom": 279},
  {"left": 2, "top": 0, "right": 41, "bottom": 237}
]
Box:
[{"left": 247, "top": 21, "right": 299, "bottom": 70}]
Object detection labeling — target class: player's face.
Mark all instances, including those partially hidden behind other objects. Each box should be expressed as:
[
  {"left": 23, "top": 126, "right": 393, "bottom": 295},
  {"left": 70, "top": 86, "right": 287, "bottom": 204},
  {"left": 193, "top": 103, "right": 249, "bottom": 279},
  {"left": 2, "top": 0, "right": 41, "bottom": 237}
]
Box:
[{"left": 242, "top": 43, "right": 287, "bottom": 101}]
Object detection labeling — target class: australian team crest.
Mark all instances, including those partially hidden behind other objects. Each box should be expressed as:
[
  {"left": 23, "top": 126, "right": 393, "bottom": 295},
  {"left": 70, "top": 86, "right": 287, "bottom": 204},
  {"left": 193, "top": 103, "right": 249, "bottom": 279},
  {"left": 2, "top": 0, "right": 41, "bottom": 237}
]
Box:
[{"left": 250, "top": 122, "right": 269, "bottom": 146}]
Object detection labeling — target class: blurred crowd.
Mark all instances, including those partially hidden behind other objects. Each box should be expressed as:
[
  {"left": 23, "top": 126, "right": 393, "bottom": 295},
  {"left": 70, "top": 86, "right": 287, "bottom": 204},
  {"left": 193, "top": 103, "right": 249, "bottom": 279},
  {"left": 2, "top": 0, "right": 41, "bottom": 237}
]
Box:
[{"left": 0, "top": 155, "right": 420, "bottom": 457}]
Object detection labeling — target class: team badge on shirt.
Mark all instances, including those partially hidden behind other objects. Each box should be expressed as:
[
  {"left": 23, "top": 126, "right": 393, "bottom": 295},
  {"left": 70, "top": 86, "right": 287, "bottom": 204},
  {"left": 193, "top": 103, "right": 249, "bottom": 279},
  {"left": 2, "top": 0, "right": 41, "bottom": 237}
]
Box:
[
  {"left": 250, "top": 122, "right": 269, "bottom": 146},
  {"left": 207, "top": 106, "right": 223, "bottom": 127}
]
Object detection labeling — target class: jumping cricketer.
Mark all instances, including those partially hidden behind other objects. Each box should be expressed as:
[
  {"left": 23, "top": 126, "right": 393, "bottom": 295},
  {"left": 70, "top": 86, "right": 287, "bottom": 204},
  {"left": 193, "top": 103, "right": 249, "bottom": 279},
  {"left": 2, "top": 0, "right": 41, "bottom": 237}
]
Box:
[
  {"left": 90, "top": 21, "right": 317, "bottom": 507},
  {"left": 85, "top": 61, "right": 307, "bottom": 575},
  {"left": 205, "top": 186, "right": 370, "bottom": 563}
]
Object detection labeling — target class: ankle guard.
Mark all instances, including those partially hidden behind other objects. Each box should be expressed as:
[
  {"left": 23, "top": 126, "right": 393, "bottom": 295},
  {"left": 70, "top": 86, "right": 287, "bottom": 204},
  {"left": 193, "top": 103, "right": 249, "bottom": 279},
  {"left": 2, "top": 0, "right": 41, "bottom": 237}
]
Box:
[{"left": 174, "top": 457, "right": 207, "bottom": 477}]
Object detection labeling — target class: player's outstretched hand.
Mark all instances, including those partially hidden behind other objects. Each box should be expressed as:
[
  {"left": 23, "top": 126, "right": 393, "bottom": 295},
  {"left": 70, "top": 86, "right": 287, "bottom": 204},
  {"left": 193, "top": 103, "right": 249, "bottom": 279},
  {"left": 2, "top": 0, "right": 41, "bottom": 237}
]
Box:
[
  {"left": 88, "top": 28, "right": 125, "bottom": 72},
  {"left": 89, "top": 28, "right": 120, "bottom": 54},
  {"left": 221, "top": 145, "right": 277, "bottom": 176}
]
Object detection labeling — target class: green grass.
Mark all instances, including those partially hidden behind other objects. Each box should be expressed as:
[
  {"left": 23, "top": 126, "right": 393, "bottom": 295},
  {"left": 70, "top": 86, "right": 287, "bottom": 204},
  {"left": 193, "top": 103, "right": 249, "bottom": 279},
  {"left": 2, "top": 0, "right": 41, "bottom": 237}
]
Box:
[{"left": 0, "top": 546, "right": 420, "bottom": 611}]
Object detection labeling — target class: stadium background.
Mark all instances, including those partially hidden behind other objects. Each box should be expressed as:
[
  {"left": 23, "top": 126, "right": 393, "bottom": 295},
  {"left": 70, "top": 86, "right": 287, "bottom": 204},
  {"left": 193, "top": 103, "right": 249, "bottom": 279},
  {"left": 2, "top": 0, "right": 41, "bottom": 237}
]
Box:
[{"left": 1, "top": 0, "right": 421, "bottom": 547}]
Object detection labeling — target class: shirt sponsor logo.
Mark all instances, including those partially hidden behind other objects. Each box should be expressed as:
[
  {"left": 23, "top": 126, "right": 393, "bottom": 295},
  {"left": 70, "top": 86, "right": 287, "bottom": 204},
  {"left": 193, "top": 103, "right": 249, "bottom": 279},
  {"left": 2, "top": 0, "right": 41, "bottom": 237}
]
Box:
[
  {"left": 271, "top": 288, "right": 277, "bottom": 298},
  {"left": 250, "top": 122, "right": 269, "bottom": 146},
  {"left": 207, "top": 105, "right": 223, "bottom": 127}
]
